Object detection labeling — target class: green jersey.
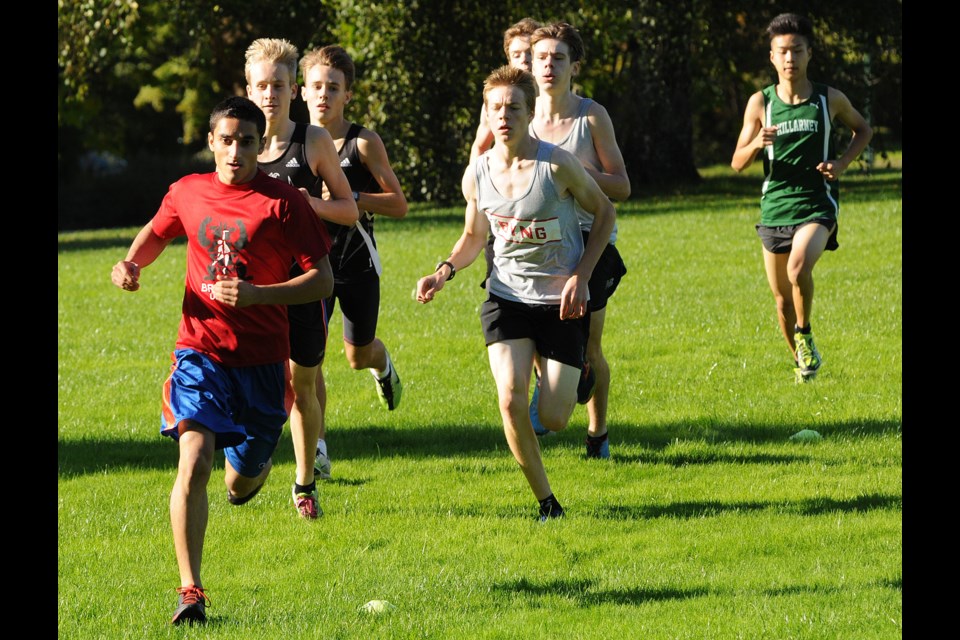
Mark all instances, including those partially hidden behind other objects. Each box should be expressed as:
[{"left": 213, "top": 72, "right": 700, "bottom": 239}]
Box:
[{"left": 760, "top": 82, "right": 838, "bottom": 226}]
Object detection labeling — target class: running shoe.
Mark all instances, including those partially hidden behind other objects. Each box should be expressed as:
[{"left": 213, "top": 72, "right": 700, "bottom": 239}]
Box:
[
  {"left": 794, "top": 331, "right": 822, "bottom": 380},
  {"left": 374, "top": 355, "right": 402, "bottom": 410},
  {"left": 171, "top": 585, "right": 210, "bottom": 625},
  {"left": 538, "top": 497, "right": 566, "bottom": 522},
  {"left": 585, "top": 434, "right": 610, "bottom": 459},
  {"left": 292, "top": 485, "right": 322, "bottom": 520},
  {"left": 529, "top": 373, "right": 552, "bottom": 437},
  {"left": 314, "top": 447, "right": 332, "bottom": 480}
]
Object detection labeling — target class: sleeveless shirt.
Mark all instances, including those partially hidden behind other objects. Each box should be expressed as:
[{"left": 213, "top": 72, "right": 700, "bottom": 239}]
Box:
[
  {"left": 257, "top": 122, "right": 321, "bottom": 279},
  {"left": 530, "top": 97, "right": 618, "bottom": 244},
  {"left": 477, "top": 141, "right": 584, "bottom": 305},
  {"left": 760, "top": 83, "right": 839, "bottom": 226},
  {"left": 325, "top": 123, "right": 381, "bottom": 277},
  {"left": 257, "top": 122, "right": 320, "bottom": 194}
]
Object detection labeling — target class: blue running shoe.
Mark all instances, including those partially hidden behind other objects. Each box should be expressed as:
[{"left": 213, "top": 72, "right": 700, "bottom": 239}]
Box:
[
  {"left": 585, "top": 434, "right": 610, "bottom": 459},
  {"left": 529, "top": 374, "right": 552, "bottom": 436}
]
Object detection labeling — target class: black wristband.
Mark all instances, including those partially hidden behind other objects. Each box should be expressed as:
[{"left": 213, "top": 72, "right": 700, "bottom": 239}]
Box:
[{"left": 436, "top": 260, "right": 456, "bottom": 281}]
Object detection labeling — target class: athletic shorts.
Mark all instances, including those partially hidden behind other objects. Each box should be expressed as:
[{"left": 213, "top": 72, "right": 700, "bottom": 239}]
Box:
[
  {"left": 756, "top": 217, "right": 839, "bottom": 254},
  {"left": 480, "top": 294, "right": 588, "bottom": 369},
  {"left": 161, "top": 348, "right": 286, "bottom": 477},
  {"left": 324, "top": 270, "right": 380, "bottom": 348},
  {"left": 583, "top": 231, "right": 627, "bottom": 311},
  {"left": 289, "top": 299, "right": 328, "bottom": 367},
  {"left": 287, "top": 261, "right": 329, "bottom": 367}
]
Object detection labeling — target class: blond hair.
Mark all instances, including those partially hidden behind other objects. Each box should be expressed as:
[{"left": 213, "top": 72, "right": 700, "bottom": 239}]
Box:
[{"left": 244, "top": 38, "right": 299, "bottom": 84}]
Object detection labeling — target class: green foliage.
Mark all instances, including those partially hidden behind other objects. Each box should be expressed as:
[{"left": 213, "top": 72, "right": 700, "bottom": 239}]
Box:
[
  {"left": 689, "top": 0, "right": 902, "bottom": 163},
  {"left": 58, "top": 0, "right": 902, "bottom": 217},
  {"left": 58, "top": 167, "right": 901, "bottom": 638}
]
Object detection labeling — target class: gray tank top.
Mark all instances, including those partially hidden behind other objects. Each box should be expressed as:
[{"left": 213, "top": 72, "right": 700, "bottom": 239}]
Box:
[
  {"left": 476, "top": 141, "right": 584, "bottom": 305},
  {"left": 530, "top": 97, "right": 618, "bottom": 244}
]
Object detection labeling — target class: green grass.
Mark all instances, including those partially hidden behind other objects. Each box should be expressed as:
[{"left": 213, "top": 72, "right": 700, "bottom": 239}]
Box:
[{"left": 58, "top": 162, "right": 901, "bottom": 639}]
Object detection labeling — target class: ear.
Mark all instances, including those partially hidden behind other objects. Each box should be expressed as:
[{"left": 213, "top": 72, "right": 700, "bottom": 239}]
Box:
[
  {"left": 345, "top": 90, "right": 353, "bottom": 104},
  {"left": 291, "top": 83, "right": 299, "bottom": 100},
  {"left": 258, "top": 137, "right": 266, "bottom": 153},
  {"left": 207, "top": 131, "right": 215, "bottom": 151},
  {"left": 245, "top": 85, "right": 253, "bottom": 99}
]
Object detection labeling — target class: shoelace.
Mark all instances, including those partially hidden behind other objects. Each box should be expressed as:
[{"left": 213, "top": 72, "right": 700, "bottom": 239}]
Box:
[
  {"left": 176, "top": 585, "right": 211, "bottom": 607},
  {"left": 295, "top": 494, "right": 318, "bottom": 516},
  {"left": 796, "top": 337, "right": 812, "bottom": 362}
]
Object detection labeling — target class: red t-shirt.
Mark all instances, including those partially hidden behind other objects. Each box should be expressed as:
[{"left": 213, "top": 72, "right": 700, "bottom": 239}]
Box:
[{"left": 151, "top": 171, "right": 331, "bottom": 367}]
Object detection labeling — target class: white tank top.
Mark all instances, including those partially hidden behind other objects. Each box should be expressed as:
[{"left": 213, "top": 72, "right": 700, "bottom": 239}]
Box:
[
  {"left": 476, "top": 141, "right": 584, "bottom": 305},
  {"left": 531, "top": 97, "right": 618, "bottom": 244}
]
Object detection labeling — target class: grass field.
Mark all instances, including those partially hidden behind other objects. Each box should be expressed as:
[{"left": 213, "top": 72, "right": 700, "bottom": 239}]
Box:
[{"left": 58, "top": 161, "right": 902, "bottom": 639}]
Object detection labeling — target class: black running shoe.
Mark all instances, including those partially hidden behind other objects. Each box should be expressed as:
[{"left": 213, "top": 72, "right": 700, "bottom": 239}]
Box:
[{"left": 171, "top": 585, "right": 210, "bottom": 625}]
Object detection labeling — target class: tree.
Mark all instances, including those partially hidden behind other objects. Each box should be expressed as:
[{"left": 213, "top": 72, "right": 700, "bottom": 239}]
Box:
[{"left": 58, "top": 0, "right": 901, "bottom": 229}]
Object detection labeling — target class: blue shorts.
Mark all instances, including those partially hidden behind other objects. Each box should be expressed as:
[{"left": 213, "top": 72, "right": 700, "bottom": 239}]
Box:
[{"left": 161, "top": 349, "right": 287, "bottom": 478}]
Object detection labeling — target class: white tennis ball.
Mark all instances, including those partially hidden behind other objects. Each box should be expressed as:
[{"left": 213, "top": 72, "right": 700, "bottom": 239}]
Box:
[{"left": 360, "top": 600, "right": 396, "bottom": 614}]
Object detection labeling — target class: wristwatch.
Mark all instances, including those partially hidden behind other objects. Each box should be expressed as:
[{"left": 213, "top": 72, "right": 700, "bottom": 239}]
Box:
[{"left": 435, "top": 260, "right": 456, "bottom": 281}]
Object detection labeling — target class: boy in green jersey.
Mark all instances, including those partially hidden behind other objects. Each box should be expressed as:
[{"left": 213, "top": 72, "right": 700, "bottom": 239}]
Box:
[{"left": 731, "top": 13, "right": 872, "bottom": 381}]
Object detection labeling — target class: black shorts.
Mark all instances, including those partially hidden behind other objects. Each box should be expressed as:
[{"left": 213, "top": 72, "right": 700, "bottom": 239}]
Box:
[
  {"left": 756, "top": 218, "right": 839, "bottom": 254},
  {"left": 480, "top": 294, "right": 588, "bottom": 369},
  {"left": 583, "top": 231, "right": 627, "bottom": 311},
  {"left": 287, "top": 261, "right": 329, "bottom": 367},
  {"left": 324, "top": 270, "right": 380, "bottom": 348},
  {"left": 288, "top": 299, "right": 329, "bottom": 367}
]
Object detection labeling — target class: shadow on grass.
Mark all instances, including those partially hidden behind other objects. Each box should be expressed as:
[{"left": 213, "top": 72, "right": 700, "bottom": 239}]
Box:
[
  {"left": 58, "top": 418, "right": 900, "bottom": 479},
  {"left": 493, "top": 576, "right": 709, "bottom": 606},
  {"left": 590, "top": 492, "right": 901, "bottom": 521},
  {"left": 494, "top": 573, "right": 900, "bottom": 608}
]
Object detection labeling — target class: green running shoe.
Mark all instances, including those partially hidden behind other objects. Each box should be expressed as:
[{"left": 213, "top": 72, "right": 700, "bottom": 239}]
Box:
[{"left": 794, "top": 331, "right": 822, "bottom": 380}]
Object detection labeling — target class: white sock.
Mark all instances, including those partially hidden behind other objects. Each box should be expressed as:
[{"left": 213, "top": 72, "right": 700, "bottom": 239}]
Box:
[
  {"left": 371, "top": 352, "right": 391, "bottom": 380},
  {"left": 316, "top": 439, "right": 328, "bottom": 458}
]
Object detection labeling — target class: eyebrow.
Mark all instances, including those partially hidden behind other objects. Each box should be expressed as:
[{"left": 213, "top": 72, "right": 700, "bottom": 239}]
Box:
[{"left": 220, "top": 133, "right": 257, "bottom": 142}]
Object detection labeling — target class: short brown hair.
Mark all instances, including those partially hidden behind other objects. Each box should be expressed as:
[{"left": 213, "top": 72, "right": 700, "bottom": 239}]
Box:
[
  {"left": 531, "top": 22, "right": 585, "bottom": 64},
  {"left": 502, "top": 17, "right": 541, "bottom": 58},
  {"left": 482, "top": 65, "right": 537, "bottom": 114},
  {"left": 300, "top": 45, "right": 356, "bottom": 91}
]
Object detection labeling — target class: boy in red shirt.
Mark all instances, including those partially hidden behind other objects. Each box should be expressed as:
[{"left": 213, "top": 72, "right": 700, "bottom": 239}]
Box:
[{"left": 111, "top": 96, "right": 332, "bottom": 625}]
